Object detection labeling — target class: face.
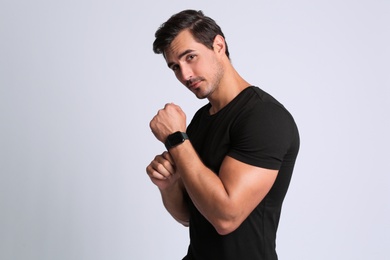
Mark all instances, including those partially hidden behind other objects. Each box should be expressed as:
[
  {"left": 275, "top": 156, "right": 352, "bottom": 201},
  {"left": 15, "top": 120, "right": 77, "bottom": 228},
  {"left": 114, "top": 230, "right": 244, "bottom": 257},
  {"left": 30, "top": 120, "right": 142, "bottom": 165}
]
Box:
[{"left": 164, "top": 30, "right": 224, "bottom": 100}]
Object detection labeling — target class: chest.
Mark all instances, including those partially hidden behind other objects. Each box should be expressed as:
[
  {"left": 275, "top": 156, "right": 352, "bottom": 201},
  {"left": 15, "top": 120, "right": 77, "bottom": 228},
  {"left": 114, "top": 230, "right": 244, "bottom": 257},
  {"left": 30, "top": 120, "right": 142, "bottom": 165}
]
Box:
[{"left": 187, "top": 111, "right": 236, "bottom": 174}]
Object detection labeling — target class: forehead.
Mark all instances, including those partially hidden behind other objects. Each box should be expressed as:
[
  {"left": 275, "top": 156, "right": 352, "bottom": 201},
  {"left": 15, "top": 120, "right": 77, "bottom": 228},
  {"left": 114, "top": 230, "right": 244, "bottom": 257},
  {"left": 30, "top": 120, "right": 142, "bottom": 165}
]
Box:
[{"left": 164, "top": 30, "right": 207, "bottom": 61}]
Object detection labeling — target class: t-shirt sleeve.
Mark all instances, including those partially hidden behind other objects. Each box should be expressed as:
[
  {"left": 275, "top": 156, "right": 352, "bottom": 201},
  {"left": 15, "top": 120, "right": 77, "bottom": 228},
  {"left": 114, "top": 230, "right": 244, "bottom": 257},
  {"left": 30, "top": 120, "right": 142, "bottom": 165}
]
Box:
[{"left": 228, "top": 102, "right": 295, "bottom": 170}]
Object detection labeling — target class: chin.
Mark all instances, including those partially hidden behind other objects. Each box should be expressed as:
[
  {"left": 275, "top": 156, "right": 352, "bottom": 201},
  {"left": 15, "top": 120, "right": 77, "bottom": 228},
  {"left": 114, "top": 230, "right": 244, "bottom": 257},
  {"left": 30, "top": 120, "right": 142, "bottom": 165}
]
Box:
[
  {"left": 190, "top": 89, "right": 204, "bottom": 99},
  {"left": 194, "top": 94, "right": 206, "bottom": 100},
  {"left": 194, "top": 91, "right": 209, "bottom": 100}
]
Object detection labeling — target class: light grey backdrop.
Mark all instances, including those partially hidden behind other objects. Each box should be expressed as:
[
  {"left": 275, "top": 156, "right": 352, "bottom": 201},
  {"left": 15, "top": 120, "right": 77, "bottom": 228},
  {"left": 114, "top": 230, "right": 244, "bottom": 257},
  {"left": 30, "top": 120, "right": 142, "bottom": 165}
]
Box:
[{"left": 1, "top": 0, "right": 389, "bottom": 259}]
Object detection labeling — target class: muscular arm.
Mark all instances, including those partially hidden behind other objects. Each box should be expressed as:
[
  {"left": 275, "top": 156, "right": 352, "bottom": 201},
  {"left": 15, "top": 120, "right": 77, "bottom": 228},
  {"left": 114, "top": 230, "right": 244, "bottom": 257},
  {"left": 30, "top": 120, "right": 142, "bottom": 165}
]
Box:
[
  {"left": 160, "top": 178, "right": 189, "bottom": 226},
  {"left": 146, "top": 152, "right": 190, "bottom": 226},
  {"left": 149, "top": 103, "right": 277, "bottom": 234},
  {"left": 169, "top": 140, "right": 278, "bottom": 235}
]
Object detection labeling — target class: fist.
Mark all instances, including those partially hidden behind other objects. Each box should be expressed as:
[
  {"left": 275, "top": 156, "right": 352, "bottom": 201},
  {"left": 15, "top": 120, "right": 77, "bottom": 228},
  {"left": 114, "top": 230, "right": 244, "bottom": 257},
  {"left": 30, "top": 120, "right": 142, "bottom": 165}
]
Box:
[
  {"left": 146, "top": 151, "right": 180, "bottom": 190},
  {"left": 150, "top": 103, "right": 187, "bottom": 143}
]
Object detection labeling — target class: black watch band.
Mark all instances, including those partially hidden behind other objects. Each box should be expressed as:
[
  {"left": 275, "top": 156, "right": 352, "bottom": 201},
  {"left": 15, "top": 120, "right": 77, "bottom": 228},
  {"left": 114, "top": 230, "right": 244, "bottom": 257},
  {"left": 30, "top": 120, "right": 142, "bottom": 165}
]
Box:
[{"left": 165, "top": 131, "right": 189, "bottom": 150}]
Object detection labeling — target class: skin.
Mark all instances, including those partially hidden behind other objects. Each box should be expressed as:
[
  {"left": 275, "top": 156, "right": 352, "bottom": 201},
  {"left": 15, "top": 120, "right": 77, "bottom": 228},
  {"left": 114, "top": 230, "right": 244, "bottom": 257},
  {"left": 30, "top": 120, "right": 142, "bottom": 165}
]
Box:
[{"left": 146, "top": 29, "right": 278, "bottom": 235}]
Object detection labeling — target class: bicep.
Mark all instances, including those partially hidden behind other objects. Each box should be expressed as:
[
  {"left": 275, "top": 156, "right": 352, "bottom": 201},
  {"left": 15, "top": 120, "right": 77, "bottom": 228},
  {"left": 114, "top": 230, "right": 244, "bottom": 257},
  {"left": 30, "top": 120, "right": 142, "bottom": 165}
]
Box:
[{"left": 219, "top": 155, "right": 278, "bottom": 220}]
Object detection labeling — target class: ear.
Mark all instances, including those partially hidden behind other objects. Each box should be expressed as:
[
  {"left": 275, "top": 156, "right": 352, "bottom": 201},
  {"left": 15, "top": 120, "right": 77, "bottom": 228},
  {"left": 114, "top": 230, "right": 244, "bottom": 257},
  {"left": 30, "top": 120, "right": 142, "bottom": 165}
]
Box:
[{"left": 213, "top": 35, "right": 226, "bottom": 56}]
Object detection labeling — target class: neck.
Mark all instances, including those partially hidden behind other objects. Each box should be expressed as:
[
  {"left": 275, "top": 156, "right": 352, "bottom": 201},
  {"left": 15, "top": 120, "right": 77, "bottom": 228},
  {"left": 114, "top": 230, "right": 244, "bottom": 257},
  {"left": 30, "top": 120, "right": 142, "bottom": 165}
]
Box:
[{"left": 208, "top": 64, "right": 251, "bottom": 115}]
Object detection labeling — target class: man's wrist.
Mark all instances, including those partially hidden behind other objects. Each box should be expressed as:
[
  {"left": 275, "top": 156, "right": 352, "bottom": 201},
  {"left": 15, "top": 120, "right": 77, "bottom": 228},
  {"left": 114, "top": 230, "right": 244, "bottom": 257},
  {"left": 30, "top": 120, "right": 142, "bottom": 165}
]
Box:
[{"left": 164, "top": 131, "right": 189, "bottom": 150}]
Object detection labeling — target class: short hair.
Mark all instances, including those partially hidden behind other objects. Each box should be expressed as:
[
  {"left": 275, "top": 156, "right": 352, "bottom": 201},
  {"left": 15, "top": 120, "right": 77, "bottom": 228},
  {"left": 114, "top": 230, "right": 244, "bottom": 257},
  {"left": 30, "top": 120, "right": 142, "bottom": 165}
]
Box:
[{"left": 153, "top": 10, "right": 230, "bottom": 59}]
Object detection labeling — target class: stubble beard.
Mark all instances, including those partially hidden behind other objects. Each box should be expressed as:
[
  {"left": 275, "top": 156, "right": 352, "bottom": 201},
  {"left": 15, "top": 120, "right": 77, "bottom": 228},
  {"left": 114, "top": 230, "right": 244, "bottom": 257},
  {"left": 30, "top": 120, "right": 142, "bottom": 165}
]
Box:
[{"left": 196, "top": 61, "right": 224, "bottom": 100}]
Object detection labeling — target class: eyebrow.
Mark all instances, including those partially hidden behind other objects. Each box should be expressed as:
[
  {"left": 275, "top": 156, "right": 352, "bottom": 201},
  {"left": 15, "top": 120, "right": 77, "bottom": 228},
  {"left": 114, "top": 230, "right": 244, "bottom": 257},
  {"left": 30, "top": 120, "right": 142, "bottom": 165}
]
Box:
[{"left": 167, "top": 49, "right": 195, "bottom": 68}]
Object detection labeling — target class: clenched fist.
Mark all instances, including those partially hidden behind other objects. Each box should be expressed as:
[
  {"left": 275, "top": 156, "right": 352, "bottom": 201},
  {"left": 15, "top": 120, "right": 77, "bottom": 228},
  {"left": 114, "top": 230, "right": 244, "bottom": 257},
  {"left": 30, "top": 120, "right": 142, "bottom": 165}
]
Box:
[{"left": 150, "top": 103, "right": 187, "bottom": 143}]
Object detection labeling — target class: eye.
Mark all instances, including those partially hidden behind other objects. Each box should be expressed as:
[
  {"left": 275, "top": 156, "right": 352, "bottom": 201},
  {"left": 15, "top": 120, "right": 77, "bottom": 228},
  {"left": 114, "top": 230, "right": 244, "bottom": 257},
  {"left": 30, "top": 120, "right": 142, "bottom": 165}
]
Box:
[
  {"left": 187, "top": 54, "right": 196, "bottom": 61},
  {"left": 171, "top": 64, "right": 179, "bottom": 71}
]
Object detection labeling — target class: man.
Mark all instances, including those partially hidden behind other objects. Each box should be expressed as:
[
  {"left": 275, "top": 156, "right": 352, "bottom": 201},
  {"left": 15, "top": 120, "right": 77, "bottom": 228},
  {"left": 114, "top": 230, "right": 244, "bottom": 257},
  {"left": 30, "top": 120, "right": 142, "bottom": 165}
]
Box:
[{"left": 146, "top": 9, "right": 299, "bottom": 260}]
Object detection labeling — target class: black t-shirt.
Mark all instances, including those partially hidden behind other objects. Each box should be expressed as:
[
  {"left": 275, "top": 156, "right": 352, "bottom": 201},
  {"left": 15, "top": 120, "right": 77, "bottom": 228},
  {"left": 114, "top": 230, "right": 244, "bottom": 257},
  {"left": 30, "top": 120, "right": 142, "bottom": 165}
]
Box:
[{"left": 183, "top": 86, "right": 300, "bottom": 260}]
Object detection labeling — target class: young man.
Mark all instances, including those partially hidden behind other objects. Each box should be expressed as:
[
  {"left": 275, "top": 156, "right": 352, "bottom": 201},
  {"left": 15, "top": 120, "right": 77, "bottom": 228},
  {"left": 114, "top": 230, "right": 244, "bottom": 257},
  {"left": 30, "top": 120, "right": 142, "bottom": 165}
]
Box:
[{"left": 146, "top": 9, "right": 300, "bottom": 260}]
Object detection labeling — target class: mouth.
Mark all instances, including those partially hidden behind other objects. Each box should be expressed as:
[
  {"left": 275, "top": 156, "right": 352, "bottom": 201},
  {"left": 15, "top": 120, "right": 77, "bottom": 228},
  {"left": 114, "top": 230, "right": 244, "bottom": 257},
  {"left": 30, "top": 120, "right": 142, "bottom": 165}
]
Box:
[
  {"left": 190, "top": 81, "right": 200, "bottom": 89},
  {"left": 186, "top": 78, "right": 203, "bottom": 90}
]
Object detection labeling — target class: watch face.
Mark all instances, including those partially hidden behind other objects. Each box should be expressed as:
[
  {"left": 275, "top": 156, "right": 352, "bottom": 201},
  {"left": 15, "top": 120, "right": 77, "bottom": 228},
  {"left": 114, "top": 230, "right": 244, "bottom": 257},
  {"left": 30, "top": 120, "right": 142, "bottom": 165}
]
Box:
[
  {"left": 165, "top": 131, "right": 188, "bottom": 150},
  {"left": 169, "top": 132, "right": 185, "bottom": 145}
]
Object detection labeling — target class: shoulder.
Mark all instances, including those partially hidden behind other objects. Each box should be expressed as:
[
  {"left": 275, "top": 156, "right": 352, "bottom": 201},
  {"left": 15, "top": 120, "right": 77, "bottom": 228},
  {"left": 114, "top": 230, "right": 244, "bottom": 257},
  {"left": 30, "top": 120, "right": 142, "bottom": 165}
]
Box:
[
  {"left": 233, "top": 86, "right": 295, "bottom": 130},
  {"left": 229, "top": 87, "right": 299, "bottom": 167}
]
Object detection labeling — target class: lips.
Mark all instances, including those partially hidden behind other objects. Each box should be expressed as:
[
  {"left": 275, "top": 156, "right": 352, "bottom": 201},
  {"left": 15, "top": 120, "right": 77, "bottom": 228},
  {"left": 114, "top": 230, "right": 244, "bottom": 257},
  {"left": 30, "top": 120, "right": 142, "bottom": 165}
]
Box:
[
  {"left": 186, "top": 78, "right": 203, "bottom": 90},
  {"left": 190, "top": 80, "right": 201, "bottom": 89}
]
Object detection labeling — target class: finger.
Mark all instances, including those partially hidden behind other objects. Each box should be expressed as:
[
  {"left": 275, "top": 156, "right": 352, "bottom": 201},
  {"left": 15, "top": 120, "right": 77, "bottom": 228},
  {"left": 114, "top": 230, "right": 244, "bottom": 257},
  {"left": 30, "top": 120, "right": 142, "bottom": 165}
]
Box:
[
  {"left": 164, "top": 102, "right": 173, "bottom": 109},
  {"left": 155, "top": 154, "right": 175, "bottom": 174},
  {"left": 146, "top": 164, "right": 168, "bottom": 180},
  {"left": 162, "top": 151, "right": 175, "bottom": 165},
  {"left": 149, "top": 157, "right": 175, "bottom": 178},
  {"left": 150, "top": 169, "right": 168, "bottom": 180},
  {"left": 154, "top": 160, "right": 175, "bottom": 178}
]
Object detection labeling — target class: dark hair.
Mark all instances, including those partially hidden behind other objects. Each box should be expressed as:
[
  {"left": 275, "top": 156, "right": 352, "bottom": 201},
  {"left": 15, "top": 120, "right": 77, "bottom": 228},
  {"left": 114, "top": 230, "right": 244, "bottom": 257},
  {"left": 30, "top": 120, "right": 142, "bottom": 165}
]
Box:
[{"left": 153, "top": 10, "right": 230, "bottom": 59}]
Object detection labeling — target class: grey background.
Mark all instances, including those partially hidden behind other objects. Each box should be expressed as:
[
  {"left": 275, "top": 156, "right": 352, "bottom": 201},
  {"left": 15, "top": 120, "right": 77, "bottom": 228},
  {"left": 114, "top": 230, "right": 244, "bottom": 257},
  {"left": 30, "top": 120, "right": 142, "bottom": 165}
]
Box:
[{"left": 1, "top": 0, "right": 389, "bottom": 259}]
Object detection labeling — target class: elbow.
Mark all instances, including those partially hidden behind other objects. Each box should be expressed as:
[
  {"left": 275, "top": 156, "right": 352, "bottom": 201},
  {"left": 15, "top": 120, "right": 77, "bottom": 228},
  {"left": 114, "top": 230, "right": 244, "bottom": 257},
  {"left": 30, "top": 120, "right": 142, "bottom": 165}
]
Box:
[
  {"left": 210, "top": 205, "right": 243, "bottom": 235},
  {"left": 180, "top": 220, "right": 190, "bottom": 227},
  {"left": 173, "top": 216, "right": 190, "bottom": 227},
  {"left": 213, "top": 218, "right": 240, "bottom": 236}
]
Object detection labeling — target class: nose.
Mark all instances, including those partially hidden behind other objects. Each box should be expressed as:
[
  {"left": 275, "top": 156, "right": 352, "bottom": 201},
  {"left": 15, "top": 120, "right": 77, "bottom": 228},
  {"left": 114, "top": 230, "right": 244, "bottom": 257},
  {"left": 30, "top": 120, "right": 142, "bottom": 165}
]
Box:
[{"left": 179, "top": 64, "right": 193, "bottom": 82}]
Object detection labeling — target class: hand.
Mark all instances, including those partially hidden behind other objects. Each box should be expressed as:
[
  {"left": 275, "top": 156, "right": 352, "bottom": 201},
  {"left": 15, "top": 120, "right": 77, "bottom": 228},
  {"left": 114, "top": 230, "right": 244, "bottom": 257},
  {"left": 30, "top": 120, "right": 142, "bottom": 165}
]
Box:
[
  {"left": 150, "top": 103, "right": 186, "bottom": 143},
  {"left": 146, "top": 151, "right": 180, "bottom": 190}
]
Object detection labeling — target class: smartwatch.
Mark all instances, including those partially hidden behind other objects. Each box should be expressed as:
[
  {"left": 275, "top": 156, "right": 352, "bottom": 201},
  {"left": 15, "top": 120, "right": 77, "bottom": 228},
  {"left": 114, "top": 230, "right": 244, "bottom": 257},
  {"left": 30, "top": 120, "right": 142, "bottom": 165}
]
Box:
[{"left": 165, "top": 131, "right": 189, "bottom": 150}]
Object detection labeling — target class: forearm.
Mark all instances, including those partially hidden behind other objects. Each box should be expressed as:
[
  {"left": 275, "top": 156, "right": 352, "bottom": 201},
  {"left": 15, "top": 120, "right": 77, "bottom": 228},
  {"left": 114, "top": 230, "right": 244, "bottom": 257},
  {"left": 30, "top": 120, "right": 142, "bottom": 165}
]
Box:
[
  {"left": 160, "top": 179, "right": 190, "bottom": 226},
  {"left": 149, "top": 103, "right": 243, "bottom": 232},
  {"left": 169, "top": 141, "right": 233, "bottom": 231}
]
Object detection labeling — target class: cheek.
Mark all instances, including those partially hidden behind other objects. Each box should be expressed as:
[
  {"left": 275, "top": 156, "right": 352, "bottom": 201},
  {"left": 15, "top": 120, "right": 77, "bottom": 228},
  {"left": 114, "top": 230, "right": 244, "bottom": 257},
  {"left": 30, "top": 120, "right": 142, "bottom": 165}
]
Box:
[{"left": 174, "top": 71, "right": 186, "bottom": 85}]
